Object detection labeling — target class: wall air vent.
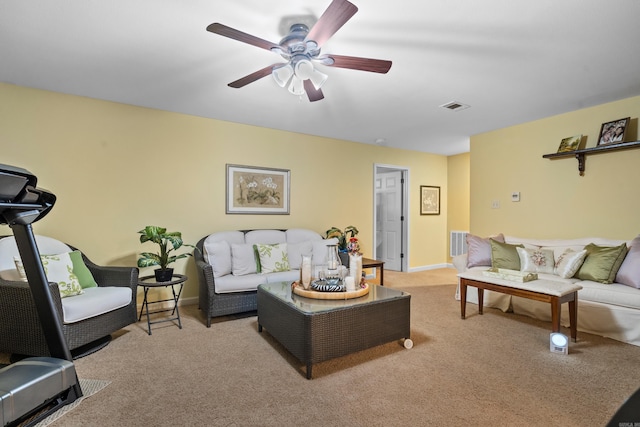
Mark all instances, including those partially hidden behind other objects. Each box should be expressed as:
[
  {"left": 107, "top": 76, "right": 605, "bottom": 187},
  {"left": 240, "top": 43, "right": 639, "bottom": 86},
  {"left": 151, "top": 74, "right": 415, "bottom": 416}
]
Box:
[{"left": 440, "top": 101, "right": 470, "bottom": 112}]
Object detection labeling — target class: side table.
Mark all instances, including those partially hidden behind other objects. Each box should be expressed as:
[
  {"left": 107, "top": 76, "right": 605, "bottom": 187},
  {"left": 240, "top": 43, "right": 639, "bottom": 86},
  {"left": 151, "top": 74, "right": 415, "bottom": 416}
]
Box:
[
  {"left": 138, "top": 274, "right": 186, "bottom": 335},
  {"left": 362, "top": 258, "right": 385, "bottom": 286}
]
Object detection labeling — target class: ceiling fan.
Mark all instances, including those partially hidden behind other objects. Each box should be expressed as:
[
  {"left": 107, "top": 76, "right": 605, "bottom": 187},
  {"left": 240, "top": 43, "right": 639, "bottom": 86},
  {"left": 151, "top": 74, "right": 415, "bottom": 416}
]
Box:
[{"left": 206, "top": 0, "right": 392, "bottom": 102}]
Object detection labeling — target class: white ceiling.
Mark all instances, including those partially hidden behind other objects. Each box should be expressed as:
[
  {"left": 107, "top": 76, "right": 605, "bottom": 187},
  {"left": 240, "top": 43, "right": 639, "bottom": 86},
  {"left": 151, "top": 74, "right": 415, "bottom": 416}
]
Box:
[{"left": 2, "top": 0, "right": 639, "bottom": 156}]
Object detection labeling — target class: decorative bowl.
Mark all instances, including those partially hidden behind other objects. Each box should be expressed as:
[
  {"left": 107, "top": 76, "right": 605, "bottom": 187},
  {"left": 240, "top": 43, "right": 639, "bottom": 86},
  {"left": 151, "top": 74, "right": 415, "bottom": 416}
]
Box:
[{"left": 311, "top": 278, "right": 345, "bottom": 292}]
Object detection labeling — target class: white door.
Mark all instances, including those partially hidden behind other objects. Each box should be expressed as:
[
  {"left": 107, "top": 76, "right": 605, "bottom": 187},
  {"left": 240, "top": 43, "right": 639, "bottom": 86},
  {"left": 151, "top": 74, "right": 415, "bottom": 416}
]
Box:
[{"left": 375, "top": 170, "right": 403, "bottom": 271}]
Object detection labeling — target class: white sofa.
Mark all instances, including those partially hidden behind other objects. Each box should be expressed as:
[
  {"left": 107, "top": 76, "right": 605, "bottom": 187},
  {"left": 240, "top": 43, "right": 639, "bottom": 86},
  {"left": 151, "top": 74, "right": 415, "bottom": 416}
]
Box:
[
  {"left": 453, "top": 234, "right": 640, "bottom": 347},
  {"left": 195, "top": 228, "right": 337, "bottom": 326}
]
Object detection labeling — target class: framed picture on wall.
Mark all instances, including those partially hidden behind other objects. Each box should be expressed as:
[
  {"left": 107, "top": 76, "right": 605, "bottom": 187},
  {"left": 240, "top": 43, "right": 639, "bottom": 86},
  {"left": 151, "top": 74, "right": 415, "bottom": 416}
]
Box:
[
  {"left": 556, "top": 135, "right": 582, "bottom": 153},
  {"left": 597, "top": 117, "right": 629, "bottom": 146},
  {"left": 226, "top": 164, "right": 290, "bottom": 214},
  {"left": 420, "top": 185, "right": 440, "bottom": 215}
]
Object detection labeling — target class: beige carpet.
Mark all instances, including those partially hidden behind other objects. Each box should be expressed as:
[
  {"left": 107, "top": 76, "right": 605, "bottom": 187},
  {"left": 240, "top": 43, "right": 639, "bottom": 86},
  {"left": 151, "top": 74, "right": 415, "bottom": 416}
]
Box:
[{"left": 8, "top": 269, "right": 640, "bottom": 426}]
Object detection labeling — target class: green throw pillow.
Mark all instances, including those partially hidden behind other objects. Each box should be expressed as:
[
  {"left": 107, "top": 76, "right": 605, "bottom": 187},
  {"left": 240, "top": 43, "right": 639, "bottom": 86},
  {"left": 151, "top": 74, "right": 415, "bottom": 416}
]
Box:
[
  {"left": 490, "top": 239, "right": 524, "bottom": 270},
  {"left": 69, "top": 250, "right": 98, "bottom": 288},
  {"left": 575, "top": 243, "right": 628, "bottom": 284}
]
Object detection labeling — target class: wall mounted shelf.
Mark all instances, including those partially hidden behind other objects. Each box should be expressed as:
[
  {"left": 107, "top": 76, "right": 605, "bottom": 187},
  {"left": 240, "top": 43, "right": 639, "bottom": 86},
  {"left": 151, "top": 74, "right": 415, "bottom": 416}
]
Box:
[{"left": 542, "top": 140, "right": 640, "bottom": 176}]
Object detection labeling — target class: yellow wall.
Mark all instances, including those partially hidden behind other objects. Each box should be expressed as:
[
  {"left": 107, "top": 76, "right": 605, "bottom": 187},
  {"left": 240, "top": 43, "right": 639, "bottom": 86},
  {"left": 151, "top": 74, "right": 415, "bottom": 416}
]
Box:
[
  {"left": 0, "top": 83, "right": 450, "bottom": 299},
  {"left": 446, "top": 152, "right": 470, "bottom": 260},
  {"left": 470, "top": 95, "right": 640, "bottom": 240}
]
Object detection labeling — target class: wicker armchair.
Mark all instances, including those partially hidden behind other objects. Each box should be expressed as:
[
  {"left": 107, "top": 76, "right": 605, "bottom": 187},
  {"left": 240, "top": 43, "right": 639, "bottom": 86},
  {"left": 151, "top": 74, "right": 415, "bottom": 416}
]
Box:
[{"left": 0, "top": 236, "right": 138, "bottom": 357}]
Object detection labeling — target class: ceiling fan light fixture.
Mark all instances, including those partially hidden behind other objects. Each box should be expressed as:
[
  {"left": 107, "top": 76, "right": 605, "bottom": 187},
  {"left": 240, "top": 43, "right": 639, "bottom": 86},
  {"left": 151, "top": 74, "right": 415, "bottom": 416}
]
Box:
[
  {"left": 294, "top": 59, "right": 328, "bottom": 90},
  {"left": 272, "top": 64, "right": 294, "bottom": 87},
  {"left": 288, "top": 75, "right": 306, "bottom": 96}
]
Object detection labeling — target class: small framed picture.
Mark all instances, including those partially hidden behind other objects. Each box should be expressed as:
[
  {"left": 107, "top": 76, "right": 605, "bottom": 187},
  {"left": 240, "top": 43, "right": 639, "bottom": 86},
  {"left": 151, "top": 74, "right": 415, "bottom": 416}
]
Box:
[
  {"left": 597, "top": 117, "right": 629, "bottom": 146},
  {"left": 226, "top": 164, "right": 290, "bottom": 214},
  {"left": 420, "top": 185, "right": 440, "bottom": 215},
  {"left": 557, "top": 135, "right": 582, "bottom": 153}
]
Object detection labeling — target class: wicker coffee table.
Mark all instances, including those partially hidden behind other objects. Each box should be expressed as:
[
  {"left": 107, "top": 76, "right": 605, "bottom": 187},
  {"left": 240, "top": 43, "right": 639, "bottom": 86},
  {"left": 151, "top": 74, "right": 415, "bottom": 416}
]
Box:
[{"left": 257, "top": 282, "right": 412, "bottom": 379}]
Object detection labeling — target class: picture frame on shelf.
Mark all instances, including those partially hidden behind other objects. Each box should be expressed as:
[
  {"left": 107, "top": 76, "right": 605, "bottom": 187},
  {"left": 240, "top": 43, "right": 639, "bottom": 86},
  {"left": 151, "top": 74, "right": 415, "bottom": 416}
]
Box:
[
  {"left": 597, "top": 117, "right": 629, "bottom": 146},
  {"left": 420, "top": 185, "right": 440, "bottom": 215},
  {"left": 557, "top": 135, "right": 582, "bottom": 153},
  {"left": 226, "top": 164, "right": 290, "bottom": 215}
]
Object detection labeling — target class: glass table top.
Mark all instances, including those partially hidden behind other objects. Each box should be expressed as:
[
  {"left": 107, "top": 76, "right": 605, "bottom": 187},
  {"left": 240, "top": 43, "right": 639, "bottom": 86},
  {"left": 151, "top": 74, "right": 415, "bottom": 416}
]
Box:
[{"left": 258, "top": 281, "right": 410, "bottom": 314}]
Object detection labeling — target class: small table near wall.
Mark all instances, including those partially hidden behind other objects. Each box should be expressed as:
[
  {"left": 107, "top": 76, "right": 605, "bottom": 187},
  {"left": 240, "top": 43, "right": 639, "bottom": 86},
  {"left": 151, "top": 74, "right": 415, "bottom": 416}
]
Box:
[
  {"left": 138, "top": 274, "right": 186, "bottom": 335},
  {"left": 362, "top": 258, "right": 385, "bottom": 286}
]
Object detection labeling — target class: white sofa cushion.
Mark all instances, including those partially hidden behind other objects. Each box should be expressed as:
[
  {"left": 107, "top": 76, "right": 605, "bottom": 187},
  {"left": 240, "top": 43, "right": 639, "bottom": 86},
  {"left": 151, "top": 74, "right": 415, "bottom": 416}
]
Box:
[
  {"left": 245, "top": 230, "right": 286, "bottom": 245},
  {"left": 265, "top": 270, "right": 299, "bottom": 284},
  {"left": 61, "top": 286, "right": 132, "bottom": 323},
  {"left": 214, "top": 273, "right": 266, "bottom": 293},
  {"left": 578, "top": 281, "right": 640, "bottom": 310},
  {"left": 285, "top": 229, "right": 323, "bottom": 244}
]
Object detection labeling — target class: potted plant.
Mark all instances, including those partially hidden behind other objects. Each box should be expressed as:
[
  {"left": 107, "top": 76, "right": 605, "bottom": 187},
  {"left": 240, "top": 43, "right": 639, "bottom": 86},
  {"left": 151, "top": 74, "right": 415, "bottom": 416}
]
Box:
[
  {"left": 137, "top": 226, "right": 195, "bottom": 282},
  {"left": 325, "top": 226, "right": 359, "bottom": 266}
]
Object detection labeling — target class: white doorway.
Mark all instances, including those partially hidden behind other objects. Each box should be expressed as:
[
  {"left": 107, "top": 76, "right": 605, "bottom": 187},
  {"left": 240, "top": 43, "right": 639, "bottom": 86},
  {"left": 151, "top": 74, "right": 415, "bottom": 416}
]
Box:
[{"left": 374, "top": 165, "right": 408, "bottom": 272}]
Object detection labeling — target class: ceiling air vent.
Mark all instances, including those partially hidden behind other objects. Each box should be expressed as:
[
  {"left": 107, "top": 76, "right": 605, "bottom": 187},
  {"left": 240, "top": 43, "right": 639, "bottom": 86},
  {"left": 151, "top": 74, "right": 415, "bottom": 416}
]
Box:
[{"left": 440, "top": 101, "right": 470, "bottom": 112}]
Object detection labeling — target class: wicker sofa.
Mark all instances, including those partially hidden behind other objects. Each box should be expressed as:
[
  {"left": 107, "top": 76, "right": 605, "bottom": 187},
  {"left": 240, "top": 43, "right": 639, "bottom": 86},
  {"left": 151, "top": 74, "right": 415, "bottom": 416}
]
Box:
[
  {"left": 195, "top": 228, "right": 336, "bottom": 327},
  {"left": 453, "top": 234, "right": 640, "bottom": 346},
  {"left": 0, "top": 235, "right": 138, "bottom": 357}
]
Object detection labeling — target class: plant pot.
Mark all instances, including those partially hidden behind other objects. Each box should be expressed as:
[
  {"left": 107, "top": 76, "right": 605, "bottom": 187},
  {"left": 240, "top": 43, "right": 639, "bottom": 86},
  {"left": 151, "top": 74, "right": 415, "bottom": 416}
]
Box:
[
  {"left": 154, "top": 268, "right": 174, "bottom": 282},
  {"left": 339, "top": 251, "right": 350, "bottom": 268}
]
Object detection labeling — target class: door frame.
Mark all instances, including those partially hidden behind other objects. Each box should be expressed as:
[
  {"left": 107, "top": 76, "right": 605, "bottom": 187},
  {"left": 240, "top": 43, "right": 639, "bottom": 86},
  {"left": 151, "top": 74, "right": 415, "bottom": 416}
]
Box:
[{"left": 373, "top": 163, "right": 409, "bottom": 272}]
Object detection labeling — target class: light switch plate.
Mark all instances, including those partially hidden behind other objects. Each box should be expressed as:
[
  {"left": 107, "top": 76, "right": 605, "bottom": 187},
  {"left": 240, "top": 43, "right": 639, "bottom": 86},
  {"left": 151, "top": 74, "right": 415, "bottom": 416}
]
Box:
[{"left": 511, "top": 192, "right": 520, "bottom": 202}]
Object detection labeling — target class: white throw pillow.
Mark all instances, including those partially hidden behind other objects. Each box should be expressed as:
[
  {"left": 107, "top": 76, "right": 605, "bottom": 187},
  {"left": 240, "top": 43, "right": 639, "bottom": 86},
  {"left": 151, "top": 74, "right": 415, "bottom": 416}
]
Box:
[
  {"left": 287, "top": 241, "right": 313, "bottom": 270},
  {"left": 40, "top": 252, "right": 84, "bottom": 298},
  {"left": 554, "top": 249, "right": 588, "bottom": 279},
  {"left": 204, "top": 240, "right": 232, "bottom": 278},
  {"left": 231, "top": 243, "right": 258, "bottom": 276},
  {"left": 13, "top": 256, "right": 27, "bottom": 281},
  {"left": 255, "top": 243, "right": 290, "bottom": 274},
  {"left": 517, "top": 247, "right": 555, "bottom": 274},
  {"left": 312, "top": 238, "right": 339, "bottom": 265}
]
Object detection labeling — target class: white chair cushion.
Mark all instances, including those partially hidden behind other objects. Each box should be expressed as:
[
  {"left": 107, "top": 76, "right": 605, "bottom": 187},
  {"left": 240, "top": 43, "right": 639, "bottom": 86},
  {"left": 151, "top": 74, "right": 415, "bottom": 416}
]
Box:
[
  {"left": 0, "top": 235, "right": 71, "bottom": 280},
  {"left": 61, "top": 286, "right": 132, "bottom": 323}
]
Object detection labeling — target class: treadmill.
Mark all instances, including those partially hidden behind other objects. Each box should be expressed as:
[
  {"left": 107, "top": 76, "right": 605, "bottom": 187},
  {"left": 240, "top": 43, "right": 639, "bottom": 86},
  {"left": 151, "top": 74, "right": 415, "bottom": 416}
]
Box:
[{"left": 0, "top": 164, "right": 82, "bottom": 426}]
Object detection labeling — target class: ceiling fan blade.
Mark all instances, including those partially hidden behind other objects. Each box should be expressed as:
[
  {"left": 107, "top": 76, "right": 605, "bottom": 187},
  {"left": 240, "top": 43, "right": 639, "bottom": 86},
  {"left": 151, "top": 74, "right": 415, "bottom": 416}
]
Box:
[
  {"left": 325, "top": 54, "right": 392, "bottom": 73},
  {"left": 303, "top": 80, "right": 325, "bottom": 102},
  {"left": 305, "top": 0, "right": 358, "bottom": 47},
  {"left": 228, "top": 64, "right": 280, "bottom": 88},
  {"left": 207, "top": 23, "right": 280, "bottom": 51}
]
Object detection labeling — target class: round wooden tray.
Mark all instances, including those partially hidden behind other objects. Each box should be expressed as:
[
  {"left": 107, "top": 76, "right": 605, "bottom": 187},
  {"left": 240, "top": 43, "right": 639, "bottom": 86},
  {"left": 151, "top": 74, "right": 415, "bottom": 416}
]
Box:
[{"left": 292, "top": 282, "right": 370, "bottom": 300}]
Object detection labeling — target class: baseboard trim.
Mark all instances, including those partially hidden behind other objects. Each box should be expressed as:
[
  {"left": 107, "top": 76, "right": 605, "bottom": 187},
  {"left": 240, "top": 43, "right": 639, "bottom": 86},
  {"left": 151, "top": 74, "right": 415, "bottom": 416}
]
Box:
[{"left": 408, "top": 263, "right": 453, "bottom": 273}]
